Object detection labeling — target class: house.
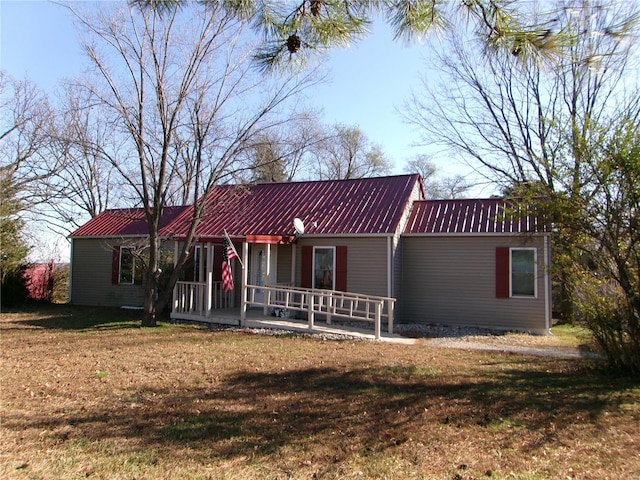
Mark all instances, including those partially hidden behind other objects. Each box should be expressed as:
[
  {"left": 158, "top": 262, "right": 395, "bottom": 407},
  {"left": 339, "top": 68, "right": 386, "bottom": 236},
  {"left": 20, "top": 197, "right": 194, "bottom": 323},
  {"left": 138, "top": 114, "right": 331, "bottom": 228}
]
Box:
[{"left": 69, "top": 174, "right": 552, "bottom": 334}]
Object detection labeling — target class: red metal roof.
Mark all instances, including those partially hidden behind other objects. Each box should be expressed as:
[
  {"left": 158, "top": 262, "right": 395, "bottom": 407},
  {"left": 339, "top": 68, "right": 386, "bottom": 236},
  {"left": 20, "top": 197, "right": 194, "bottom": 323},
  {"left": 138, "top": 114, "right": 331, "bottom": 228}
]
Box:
[
  {"left": 70, "top": 206, "right": 188, "bottom": 238},
  {"left": 69, "top": 180, "right": 548, "bottom": 239},
  {"left": 165, "top": 174, "right": 422, "bottom": 240},
  {"left": 404, "top": 198, "right": 548, "bottom": 234}
]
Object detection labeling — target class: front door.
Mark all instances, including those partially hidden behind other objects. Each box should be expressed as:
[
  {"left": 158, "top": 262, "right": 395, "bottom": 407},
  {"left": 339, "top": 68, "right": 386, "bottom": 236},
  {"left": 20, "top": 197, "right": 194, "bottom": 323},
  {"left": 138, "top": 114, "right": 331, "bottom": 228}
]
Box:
[{"left": 250, "top": 244, "right": 278, "bottom": 305}]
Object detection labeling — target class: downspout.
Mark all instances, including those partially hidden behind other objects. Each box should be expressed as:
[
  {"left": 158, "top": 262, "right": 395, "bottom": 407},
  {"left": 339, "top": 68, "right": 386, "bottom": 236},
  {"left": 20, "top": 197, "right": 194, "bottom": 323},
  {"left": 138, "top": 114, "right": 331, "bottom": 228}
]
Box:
[
  {"left": 544, "top": 235, "right": 551, "bottom": 334},
  {"left": 388, "top": 234, "right": 395, "bottom": 334},
  {"left": 67, "top": 238, "right": 74, "bottom": 304},
  {"left": 387, "top": 235, "right": 393, "bottom": 298}
]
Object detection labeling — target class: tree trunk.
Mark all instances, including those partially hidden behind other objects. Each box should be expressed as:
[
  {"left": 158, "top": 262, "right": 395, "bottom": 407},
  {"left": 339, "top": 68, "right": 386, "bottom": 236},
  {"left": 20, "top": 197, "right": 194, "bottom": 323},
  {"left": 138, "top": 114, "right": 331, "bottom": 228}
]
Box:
[
  {"left": 141, "top": 270, "right": 158, "bottom": 327},
  {"left": 141, "top": 221, "right": 160, "bottom": 327}
]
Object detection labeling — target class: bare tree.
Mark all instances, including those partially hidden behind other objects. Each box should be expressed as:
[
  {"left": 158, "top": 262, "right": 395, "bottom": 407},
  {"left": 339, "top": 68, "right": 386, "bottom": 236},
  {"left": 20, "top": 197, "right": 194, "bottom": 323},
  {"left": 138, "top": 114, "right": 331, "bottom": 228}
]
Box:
[
  {"left": 43, "top": 83, "right": 127, "bottom": 234},
  {"left": 0, "top": 71, "right": 57, "bottom": 215},
  {"left": 407, "top": 1, "right": 638, "bottom": 190},
  {"left": 0, "top": 71, "right": 62, "bottom": 276},
  {"left": 404, "top": 154, "right": 470, "bottom": 198},
  {"left": 313, "top": 124, "right": 391, "bottom": 180},
  {"left": 232, "top": 111, "right": 326, "bottom": 184},
  {"left": 67, "top": 2, "right": 319, "bottom": 325}
]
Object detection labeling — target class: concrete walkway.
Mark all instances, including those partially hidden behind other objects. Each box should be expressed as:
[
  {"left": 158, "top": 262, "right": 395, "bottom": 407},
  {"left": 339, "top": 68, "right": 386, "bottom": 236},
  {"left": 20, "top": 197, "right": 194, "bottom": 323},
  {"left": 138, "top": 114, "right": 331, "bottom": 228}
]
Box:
[
  {"left": 420, "top": 338, "right": 601, "bottom": 359},
  {"left": 198, "top": 308, "right": 417, "bottom": 344}
]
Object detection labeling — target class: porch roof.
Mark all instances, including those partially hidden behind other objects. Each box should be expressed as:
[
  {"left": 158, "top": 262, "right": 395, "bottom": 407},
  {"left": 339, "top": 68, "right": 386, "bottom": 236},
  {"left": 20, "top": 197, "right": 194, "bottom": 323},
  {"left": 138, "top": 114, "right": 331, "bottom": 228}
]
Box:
[
  {"left": 69, "top": 206, "right": 188, "bottom": 238},
  {"left": 166, "top": 174, "right": 422, "bottom": 240},
  {"left": 404, "top": 198, "right": 549, "bottom": 235}
]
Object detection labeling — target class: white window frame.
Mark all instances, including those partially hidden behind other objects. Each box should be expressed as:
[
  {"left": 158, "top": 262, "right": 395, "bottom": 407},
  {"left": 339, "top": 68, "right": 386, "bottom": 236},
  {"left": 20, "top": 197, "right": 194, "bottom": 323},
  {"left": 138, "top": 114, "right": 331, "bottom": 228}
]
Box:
[
  {"left": 119, "top": 246, "right": 136, "bottom": 285},
  {"left": 313, "top": 246, "right": 336, "bottom": 290},
  {"left": 510, "top": 247, "right": 537, "bottom": 298}
]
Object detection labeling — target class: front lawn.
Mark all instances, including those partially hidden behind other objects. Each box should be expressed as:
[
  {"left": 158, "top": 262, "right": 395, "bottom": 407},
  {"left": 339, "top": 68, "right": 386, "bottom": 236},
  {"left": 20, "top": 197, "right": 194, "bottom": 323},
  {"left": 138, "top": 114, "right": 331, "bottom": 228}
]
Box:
[{"left": 1, "top": 305, "right": 638, "bottom": 479}]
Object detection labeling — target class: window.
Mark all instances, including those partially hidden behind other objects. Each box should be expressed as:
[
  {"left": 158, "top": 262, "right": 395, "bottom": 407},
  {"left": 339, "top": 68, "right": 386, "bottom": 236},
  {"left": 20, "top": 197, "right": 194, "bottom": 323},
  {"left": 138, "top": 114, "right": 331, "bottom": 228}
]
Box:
[
  {"left": 511, "top": 248, "right": 536, "bottom": 297},
  {"left": 193, "top": 245, "right": 208, "bottom": 282},
  {"left": 301, "top": 245, "right": 347, "bottom": 291},
  {"left": 119, "top": 246, "right": 135, "bottom": 284},
  {"left": 313, "top": 247, "right": 335, "bottom": 290}
]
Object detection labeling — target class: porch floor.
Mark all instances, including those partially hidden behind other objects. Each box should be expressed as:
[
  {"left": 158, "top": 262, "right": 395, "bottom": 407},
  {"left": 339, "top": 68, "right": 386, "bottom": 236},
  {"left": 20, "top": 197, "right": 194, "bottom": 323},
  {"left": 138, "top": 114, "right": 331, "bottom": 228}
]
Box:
[{"left": 175, "top": 308, "right": 416, "bottom": 344}]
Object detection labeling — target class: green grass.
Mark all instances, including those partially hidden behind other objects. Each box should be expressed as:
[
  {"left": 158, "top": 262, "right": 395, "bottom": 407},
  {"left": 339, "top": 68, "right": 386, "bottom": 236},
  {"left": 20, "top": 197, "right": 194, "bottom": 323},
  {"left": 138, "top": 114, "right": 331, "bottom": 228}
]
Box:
[{"left": 550, "top": 322, "right": 594, "bottom": 349}]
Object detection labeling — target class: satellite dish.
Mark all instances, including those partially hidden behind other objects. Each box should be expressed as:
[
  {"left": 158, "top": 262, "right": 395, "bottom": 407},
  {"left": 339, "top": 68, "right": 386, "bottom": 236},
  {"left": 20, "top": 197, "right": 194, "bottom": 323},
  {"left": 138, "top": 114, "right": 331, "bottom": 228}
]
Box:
[{"left": 293, "top": 217, "right": 305, "bottom": 235}]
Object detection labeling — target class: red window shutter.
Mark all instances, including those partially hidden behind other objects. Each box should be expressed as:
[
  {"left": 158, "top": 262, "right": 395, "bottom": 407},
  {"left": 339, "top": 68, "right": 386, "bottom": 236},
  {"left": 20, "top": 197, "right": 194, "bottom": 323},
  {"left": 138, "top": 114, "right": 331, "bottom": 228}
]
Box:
[
  {"left": 335, "top": 246, "right": 347, "bottom": 292},
  {"left": 111, "top": 247, "right": 120, "bottom": 285},
  {"left": 496, "top": 247, "right": 510, "bottom": 298},
  {"left": 213, "top": 244, "right": 223, "bottom": 282},
  {"left": 301, "top": 246, "right": 313, "bottom": 288}
]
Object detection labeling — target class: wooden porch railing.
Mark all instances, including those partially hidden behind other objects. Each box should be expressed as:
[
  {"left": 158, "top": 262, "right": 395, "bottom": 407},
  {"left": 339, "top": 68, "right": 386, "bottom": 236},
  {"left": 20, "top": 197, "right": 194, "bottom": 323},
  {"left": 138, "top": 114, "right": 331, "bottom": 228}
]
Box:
[
  {"left": 172, "top": 281, "right": 234, "bottom": 321},
  {"left": 243, "top": 284, "right": 395, "bottom": 340},
  {"left": 172, "top": 281, "right": 396, "bottom": 340}
]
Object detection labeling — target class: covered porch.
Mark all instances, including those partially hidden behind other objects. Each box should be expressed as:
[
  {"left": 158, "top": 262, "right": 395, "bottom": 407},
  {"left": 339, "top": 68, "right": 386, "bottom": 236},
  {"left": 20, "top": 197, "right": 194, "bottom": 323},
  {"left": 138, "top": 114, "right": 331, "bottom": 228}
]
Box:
[{"left": 170, "top": 237, "right": 396, "bottom": 340}]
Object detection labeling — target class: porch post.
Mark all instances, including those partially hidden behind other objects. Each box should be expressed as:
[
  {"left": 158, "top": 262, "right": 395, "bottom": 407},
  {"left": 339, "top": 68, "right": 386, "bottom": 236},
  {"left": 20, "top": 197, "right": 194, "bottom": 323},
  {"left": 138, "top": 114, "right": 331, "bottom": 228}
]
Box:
[
  {"left": 263, "top": 243, "right": 271, "bottom": 315},
  {"left": 205, "top": 242, "right": 213, "bottom": 316},
  {"left": 240, "top": 241, "right": 249, "bottom": 326}
]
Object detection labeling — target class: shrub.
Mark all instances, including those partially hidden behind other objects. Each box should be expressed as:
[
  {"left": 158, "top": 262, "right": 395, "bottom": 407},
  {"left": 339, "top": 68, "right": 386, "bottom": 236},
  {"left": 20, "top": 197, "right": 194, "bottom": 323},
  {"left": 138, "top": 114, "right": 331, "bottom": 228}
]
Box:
[
  {"left": 1, "top": 266, "right": 30, "bottom": 307},
  {"left": 576, "top": 273, "right": 640, "bottom": 376}
]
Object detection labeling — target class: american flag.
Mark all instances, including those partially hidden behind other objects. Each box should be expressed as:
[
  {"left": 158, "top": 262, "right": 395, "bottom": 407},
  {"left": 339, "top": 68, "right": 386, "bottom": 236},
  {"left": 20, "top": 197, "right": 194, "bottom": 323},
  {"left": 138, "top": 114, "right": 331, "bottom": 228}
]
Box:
[{"left": 222, "top": 233, "right": 238, "bottom": 293}]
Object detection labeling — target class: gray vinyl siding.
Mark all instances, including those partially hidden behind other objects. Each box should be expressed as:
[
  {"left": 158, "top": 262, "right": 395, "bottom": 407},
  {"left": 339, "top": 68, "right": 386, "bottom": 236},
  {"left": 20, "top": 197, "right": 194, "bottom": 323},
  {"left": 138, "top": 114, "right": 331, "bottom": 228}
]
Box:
[
  {"left": 399, "top": 235, "right": 549, "bottom": 334},
  {"left": 295, "top": 236, "right": 390, "bottom": 297},
  {"left": 276, "top": 244, "right": 293, "bottom": 284},
  {"left": 71, "top": 238, "right": 146, "bottom": 307}
]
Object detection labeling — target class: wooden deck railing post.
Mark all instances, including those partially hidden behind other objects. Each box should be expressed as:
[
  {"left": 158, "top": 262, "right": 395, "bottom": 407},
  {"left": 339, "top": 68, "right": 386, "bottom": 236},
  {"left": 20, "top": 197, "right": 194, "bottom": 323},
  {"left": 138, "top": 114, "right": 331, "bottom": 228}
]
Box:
[
  {"left": 374, "top": 301, "right": 381, "bottom": 340},
  {"left": 307, "top": 292, "right": 315, "bottom": 331}
]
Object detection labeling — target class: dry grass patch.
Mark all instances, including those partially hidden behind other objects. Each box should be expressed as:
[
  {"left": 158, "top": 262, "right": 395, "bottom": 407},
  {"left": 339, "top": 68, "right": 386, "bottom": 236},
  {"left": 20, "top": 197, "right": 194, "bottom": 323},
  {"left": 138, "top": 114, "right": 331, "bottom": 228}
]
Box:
[{"left": 1, "top": 305, "right": 639, "bottom": 479}]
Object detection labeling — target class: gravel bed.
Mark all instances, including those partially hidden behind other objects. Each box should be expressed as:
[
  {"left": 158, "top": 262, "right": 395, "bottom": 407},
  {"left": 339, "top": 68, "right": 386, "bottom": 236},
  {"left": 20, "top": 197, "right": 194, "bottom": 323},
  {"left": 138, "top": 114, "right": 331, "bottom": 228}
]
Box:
[
  {"left": 184, "top": 319, "right": 600, "bottom": 359},
  {"left": 202, "top": 322, "right": 365, "bottom": 342}
]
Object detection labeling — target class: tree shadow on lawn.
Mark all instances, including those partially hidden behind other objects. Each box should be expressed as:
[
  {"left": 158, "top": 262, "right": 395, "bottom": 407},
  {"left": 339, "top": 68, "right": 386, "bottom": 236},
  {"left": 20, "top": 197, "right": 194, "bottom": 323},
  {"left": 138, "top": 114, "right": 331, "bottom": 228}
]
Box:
[
  {"left": 5, "top": 358, "right": 637, "bottom": 465},
  {"left": 1, "top": 304, "right": 167, "bottom": 330}
]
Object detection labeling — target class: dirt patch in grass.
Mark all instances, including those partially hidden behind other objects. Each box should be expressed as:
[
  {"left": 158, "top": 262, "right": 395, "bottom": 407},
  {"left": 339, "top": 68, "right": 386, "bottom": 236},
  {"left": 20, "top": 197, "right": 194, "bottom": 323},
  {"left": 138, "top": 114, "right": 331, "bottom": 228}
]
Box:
[{"left": 2, "top": 305, "right": 639, "bottom": 479}]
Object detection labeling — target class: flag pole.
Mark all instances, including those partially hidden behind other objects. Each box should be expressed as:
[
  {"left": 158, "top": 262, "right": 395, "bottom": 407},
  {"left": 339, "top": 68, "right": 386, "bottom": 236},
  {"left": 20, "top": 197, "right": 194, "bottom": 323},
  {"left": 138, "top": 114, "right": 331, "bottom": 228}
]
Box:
[{"left": 223, "top": 229, "right": 244, "bottom": 268}]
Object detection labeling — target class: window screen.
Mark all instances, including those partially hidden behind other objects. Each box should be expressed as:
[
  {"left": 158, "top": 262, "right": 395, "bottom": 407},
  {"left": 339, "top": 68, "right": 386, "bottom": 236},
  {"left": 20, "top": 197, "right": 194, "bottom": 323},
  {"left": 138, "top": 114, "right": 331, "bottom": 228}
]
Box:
[{"left": 511, "top": 249, "right": 535, "bottom": 297}]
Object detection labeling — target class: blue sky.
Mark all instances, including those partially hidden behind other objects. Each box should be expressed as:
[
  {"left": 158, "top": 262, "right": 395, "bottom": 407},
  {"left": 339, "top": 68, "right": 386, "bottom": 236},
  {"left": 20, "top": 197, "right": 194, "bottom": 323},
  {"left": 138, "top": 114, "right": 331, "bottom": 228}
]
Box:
[
  {"left": 1, "top": 0, "right": 450, "bottom": 175},
  {"left": 1, "top": 1, "right": 481, "bottom": 262}
]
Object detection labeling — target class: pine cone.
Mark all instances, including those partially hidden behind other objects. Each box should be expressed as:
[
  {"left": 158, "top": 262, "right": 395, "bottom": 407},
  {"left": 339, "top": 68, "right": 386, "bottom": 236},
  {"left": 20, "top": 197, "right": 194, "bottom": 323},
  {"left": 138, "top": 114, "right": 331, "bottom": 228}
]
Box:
[
  {"left": 310, "top": 0, "right": 322, "bottom": 17},
  {"left": 287, "top": 34, "right": 301, "bottom": 53}
]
